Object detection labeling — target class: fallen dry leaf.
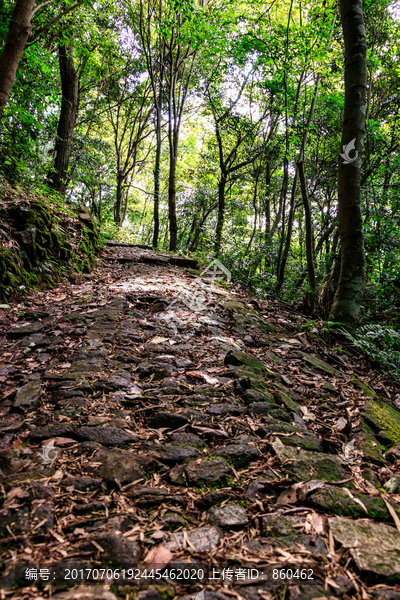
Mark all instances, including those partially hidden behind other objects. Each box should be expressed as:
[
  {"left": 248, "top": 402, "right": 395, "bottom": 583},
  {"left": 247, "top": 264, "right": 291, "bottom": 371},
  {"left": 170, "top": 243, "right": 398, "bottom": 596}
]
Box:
[{"left": 144, "top": 544, "right": 173, "bottom": 566}]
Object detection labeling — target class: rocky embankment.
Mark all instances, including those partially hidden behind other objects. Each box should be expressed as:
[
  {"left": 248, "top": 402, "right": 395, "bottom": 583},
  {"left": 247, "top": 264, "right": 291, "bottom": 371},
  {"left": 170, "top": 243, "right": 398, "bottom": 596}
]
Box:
[{"left": 0, "top": 182, "right": 99, "bottom": 299}]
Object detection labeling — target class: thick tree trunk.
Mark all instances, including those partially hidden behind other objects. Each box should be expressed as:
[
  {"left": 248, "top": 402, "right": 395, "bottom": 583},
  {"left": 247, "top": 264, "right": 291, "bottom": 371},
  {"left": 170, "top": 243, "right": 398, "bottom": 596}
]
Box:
[
  {"left": 214, "top": 176, "right": 227, "bottom": 256},
  {"left": 48, "top": 44, "right": 79, "bottom": 194},
  {"left": 168, "top": 154, "right": 178, "bottom": 251},
  {"left": 330, "top": 0, "right": 367, "bottom": 330},
  {"left": 0, "top": 0, "right": 35, "bottom": 115}
]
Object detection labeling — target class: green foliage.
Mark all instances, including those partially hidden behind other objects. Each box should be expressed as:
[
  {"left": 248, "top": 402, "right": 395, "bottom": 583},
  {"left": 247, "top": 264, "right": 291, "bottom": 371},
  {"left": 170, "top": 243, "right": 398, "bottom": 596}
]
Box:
[{"left": 341, "top": 324, "right": 400, "bottom": 373}]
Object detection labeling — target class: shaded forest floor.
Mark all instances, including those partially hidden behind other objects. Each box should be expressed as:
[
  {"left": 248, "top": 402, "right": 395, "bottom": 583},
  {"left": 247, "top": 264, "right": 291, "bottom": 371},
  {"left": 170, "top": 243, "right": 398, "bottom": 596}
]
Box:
[{"left": 1, "top": 243, "right": 400, "bottom": 600}]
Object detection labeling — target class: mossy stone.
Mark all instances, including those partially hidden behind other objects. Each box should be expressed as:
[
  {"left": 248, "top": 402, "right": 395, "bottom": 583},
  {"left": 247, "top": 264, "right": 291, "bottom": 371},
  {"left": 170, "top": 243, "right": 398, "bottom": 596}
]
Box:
[
  {"left": 362, "top": 398, "right": 400, "bottom": 445},
  {"left": 310, "top": 484, "right": 396, "bottom": 521}
]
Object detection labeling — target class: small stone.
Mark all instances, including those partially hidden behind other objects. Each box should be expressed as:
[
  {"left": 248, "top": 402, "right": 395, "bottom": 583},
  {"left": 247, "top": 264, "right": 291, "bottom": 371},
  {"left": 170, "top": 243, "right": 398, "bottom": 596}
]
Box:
[
  {"left": 14, "top": 380, "right": 41, "bottom": 410},
  {"left": 51, "top": 388, "right": 85, "bottom": 401},
  {"left": 197, "top": 489, "right": 237, "bottom": 509},
  {"left": 61, "top": 477, "right": 103, "bottom": 492},
  {"left": 148, "top": 411, "right": 188, "bottom": 429},
  {"left": 169, "top": 432, "right": 204, "bottom": 446},
  {"left": 86, "top": 448, "right": 150, "bottom": 484},
  {"left": 154, "top": 444, "right": 198, "bottom": 465},
  {"left": 175, "top": 358, "right": 193, "bottom": 368},
  {"left": 273, "top": 390, "right": 302, "bottom": 415},
  {"left": 208, "top": 505, "right": 249, "bottom": 528},
  {"left": 275, "top": 433, "right": 323, "bottom": 452},
  {"left": 29, "top": 423, "right": 75, "bottom": 442},
  {"left": 165, "top": 525, "right": 222, "bottom": 552},
  {"left": 261, "top": 510, "right": 328, "bottom": 555},
  {"left": 216, "top": 444, "right": 262, "bottom": 468},
  {"left": 249, "top": 402, "right": 281, "bottom": 415},
  {"left": 76, "top": 426, "right": 138, "bottom": 445},
  {"left": 47, "top": 586, "right": 118, "bottom": 600},
  {"left": 206, "top": 403, "right": 245, "bottom": 416},
  {"left": 86, "top": 531, "right": 141, "bottom": 565},
  {"left": 185, "top": 459, "right": 233, "bottom": 486},
  {"left": 329, "top": 516, "right": 400, "bottom": 578},
  {"left": 224, "top": 350, "right": 267, "bottom": 371},
  {"left": 180, "top": 408, "right": 207, "bottom": 422}
]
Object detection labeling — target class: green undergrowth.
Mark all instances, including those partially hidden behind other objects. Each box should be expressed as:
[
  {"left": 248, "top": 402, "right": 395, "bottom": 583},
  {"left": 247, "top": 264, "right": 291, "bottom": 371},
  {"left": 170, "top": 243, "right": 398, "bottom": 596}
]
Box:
[{"left": 0, "top": 182, "right": 100, "bottom": 299}]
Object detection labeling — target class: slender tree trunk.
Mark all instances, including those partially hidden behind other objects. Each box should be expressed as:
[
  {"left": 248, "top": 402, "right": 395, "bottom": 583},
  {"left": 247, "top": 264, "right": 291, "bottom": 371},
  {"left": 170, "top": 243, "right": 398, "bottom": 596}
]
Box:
[
  {"left": 115, "top": 172, "right": 125, "bottom": 226},
  {"left": 275, "top": 74, "right": 320, "bottom": 292},
  {"left": 168, "top": 153, "right": 178, "bottom": 251},
  {"left": 330, "top": 0, "right": 367, "bottom": 330},
  {"left": 298, "top": 160, "right": 316, "bottom": 312},
  {"left": 214, "top": 176, "right": 227, "bottom": 256},
  {"left": 152, "top": 106, "right": 161, "bottom": 247},
  {"left": 48, "top": 44, "right": 79, "bottom": 194},
  {"left": 0, "top": 0, "right": 35, "bottom": 115},
  {"left": 265, "top": 161, "right": 271, "bottom": 238},
  {"left": 246, "top": 171, "right": 260, "bottom": 254}
]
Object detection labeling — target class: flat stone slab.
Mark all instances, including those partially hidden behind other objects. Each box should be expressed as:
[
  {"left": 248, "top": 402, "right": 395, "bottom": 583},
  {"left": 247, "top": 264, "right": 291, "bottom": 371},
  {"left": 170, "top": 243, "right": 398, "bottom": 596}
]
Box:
[
  {"left": 8, "top": 322, "right": 44, "bottom": 337},
  {"left": 165, "top": 525, "right": 222, "bottom": 552},
  {"left": 76, "top": 426, "right": 138, "bottom": 445},
  {"left": 329, "top": 516, "right": 400, "bottom": 579},
  {"left": 243, "top": 389, "right": 275, "bottom": 403},
  {"left": 29, "top": 423, "right": 75, "bottom": 442},
  {"left": 14, "top": 380, "right": 41, "bottom": 410},
  {"left": 206, "top": 403, "right": 245, "bottom": 416},
  {"left": 208, "top": 505, "right": 249, "bottom": 528},
  {"left": 302, "top": 353, "right": 343, "bottom": 377},
  {"left": 271, "top": 443, "right": 348, "bottom": 482}
]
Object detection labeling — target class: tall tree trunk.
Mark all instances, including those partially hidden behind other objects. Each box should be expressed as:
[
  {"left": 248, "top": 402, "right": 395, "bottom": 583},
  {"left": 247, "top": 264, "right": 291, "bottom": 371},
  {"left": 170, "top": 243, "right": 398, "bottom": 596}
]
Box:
[
  {"left": 298, "top": 159, "right": 316, "bottom": 312},
  {"left": 265, "top": 161, "right": 271, "bottom": 238},
  {"left": 275, "top": 74, "right": 320, "bottom": 293},
  {"left": 0, "top": 0, "right": 35, "bottom": 115},
  {"left": 246, "top": 170, "right": 260, "bottom": 254},
  {"left": 152, "top": 105, "right": 161, "bottom": 247},
  {"left": 168, "top": 153, "right": 178, "bottom": 251},
  {"left": 115, "top": 172, "right": 125, "bottom": 226},
  {"left": 330, "top": 0, "right": 367, "bottom": 330},
  {"left": 48, "top": 44, "right": 79, "bottom": 194},
  {"left": 214, "top": 176, "right": 227, "bottom": 256}
]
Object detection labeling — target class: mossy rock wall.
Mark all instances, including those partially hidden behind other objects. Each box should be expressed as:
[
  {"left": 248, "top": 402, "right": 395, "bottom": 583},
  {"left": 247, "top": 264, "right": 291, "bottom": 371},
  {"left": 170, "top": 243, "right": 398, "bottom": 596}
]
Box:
[{"left": 0, "top": 182, "right": 100, "bottom": 299}]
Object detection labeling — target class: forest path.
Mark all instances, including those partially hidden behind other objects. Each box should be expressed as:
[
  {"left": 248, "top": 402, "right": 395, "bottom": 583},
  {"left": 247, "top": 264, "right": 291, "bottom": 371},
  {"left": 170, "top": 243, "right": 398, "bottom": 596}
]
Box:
[{"left": 1, "top": 244, "right": 400, "bottom": 600}]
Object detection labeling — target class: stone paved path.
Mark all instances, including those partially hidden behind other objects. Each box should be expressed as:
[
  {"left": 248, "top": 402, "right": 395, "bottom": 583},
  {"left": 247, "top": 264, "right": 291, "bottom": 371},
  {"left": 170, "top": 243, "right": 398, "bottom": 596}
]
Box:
[{"left": 1, "top": 244, "right": 400, "bottom": 600}]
